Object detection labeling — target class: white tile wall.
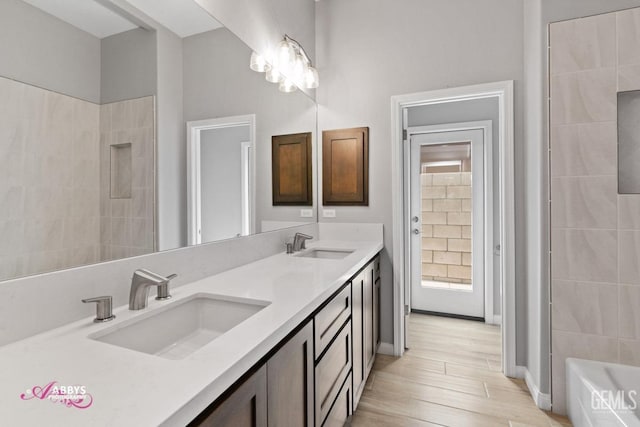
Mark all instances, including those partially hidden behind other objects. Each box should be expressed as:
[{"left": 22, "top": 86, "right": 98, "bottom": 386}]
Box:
[
  {"left": 550, "top": 8, "right": 640, "bottom": 414},
  {"left": 0, "top": 76, "right": 101, "bottom": 281},
  {"left": 99, "top": 96, "right": 155, "bottom": 261}
]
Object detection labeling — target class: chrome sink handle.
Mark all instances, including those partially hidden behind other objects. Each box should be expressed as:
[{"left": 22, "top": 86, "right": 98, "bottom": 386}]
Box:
[
  {"left": 292, "top": 233, "right": 313, "bottom": 252},
  {"left": 82, "top": 296, "right": 115, "bottom": 323},
  {"left": 129, "top": 269, "right": 177, "bottom": 310},
  {"left": 156, "top": 273, "right": 177, "bottom": 301}
]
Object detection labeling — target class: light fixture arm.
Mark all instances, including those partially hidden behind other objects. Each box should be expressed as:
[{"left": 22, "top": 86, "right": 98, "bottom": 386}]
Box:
[{"left": 283, "top": 34, "right": 313, "bottom": 66}]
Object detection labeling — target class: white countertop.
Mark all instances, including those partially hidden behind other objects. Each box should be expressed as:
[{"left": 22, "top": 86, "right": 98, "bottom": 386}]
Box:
[{"left": 0, "top": 239, "right": 383, "bottom": 426}]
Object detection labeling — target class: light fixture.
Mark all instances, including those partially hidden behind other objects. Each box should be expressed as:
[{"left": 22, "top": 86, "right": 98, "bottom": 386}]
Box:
[
  {"left": 265, "top": 66, "right": 283, "bottom": 83},
  {"left": 279, "top": 77, "right": 298, "bottom": 93},
  {"left": 249, "top": 35, "right": 319, "bottom": 92},
  {"left": 249, "top": 51, "right": 270, "bottom": 72}
]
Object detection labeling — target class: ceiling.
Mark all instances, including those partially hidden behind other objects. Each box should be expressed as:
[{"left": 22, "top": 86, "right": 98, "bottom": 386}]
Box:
[
  {"left": 20, "top": 0, "right": 222, "bottom": 39},
  {"left": 126, "top": 0, "right": 222, "bottom": 38},
  {"left": 21, "top": 0, "right": 136, "bottom": 38}
]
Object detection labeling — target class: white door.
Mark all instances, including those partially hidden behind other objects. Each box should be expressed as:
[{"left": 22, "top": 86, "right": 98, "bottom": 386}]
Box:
[{"left": 410, "top": 129, "right": 485, "bottom": 319}]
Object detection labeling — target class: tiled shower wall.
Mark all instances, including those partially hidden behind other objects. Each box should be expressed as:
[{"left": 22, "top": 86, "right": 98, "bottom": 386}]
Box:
[
  {"left": 99, "top": 97, "right": 155, "bottom": 261},
  {"left": 0, "top": 77, "right": 155, "bottom": 281},
  {"left": 0, "top": 76, "right": 101, "bottom": 280},
  {"left": 421, "top": 172, "right": 472, "bottom": 284},
  {"left": 550, "top": 8, "right": 640, "bottom": 414}
]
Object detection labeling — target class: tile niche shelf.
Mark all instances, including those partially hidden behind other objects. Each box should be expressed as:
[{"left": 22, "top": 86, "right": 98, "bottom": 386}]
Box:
[{"left": 110, "top": 143, "right": 133, "bottom": 199}]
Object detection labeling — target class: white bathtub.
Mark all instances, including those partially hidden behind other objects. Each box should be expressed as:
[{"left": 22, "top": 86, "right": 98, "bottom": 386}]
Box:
[{"left": 567, "top": 358, "right": 640, "bottom": 426}]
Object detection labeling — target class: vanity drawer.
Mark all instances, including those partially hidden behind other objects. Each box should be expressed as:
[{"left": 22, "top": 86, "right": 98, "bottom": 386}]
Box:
[
  {"left": 315, "top": 320, "right": 352, "bottom": 426},
  {"left": 314, "top": 284, "right": 351, "bottom": 359},
  {"left": 322, "top": 373, "right": 352, "bottom": 427}
]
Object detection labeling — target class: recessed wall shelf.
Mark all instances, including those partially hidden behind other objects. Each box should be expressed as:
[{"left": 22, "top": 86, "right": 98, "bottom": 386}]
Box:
[{"left": 110, "top": 143, "right": 132, "bottom": 199}]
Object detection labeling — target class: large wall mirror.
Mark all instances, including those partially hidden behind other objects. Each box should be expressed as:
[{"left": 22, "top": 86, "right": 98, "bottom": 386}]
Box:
[{"left": 0, "top": 0, "right": 318, "bottom": 282}]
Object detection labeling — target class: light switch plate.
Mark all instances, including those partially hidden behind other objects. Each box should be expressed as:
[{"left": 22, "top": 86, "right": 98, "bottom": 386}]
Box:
[
  {"left": 323, "top": 209, "right": 336, "bottom": 218},
  {"left": 300, "top": 209, "right": 313, "bottom": 218}
]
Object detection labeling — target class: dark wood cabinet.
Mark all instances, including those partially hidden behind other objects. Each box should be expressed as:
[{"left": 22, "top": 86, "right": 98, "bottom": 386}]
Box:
[
  {"left": 267, "top": 322, "right": 314, "bottom": 427},
  {"left": 352, "top": 273, "right": 364, "bottom": 404},
  {"left": 374, "top": 257, "right": 380, "bottom": 347},
  {"left": 191, "top": 254, "right": 381, "bottom": 427},
  {"left": 363, "top": 262, "right": 375, "bottom": 375},
  {"left": 193, "top": 365, "right": 267, "bottom": 427},
  {"left": 322, "top": 127, "right": 369, "bottom": 206},
  {"left": 352, "top": 256, "right": 380, "bottom": 409},
  {"left": 272, "top": 132, "right": 313, "bottom": 206}
]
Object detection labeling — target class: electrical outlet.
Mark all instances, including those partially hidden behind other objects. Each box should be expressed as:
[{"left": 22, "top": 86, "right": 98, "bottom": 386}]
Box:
[
  {"left": 300, "top": 209, "right": 313, "bottom": 218},
  {"left": 323, "top": 209, "right": 336, "bottom": 218}
]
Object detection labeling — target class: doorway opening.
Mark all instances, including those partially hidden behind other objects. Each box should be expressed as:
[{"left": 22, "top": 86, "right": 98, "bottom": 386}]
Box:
[
  {"left": 391, "top": 81, "right": 516, "bottom": 377},
  {"left": 409, "top": 127, "right": 490, "bottom": 321},
  {"left": 186, "top": 114, "right": 256, "bottom": 245}
]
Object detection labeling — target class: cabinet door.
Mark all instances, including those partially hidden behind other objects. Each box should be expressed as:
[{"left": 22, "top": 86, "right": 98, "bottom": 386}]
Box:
[
  {"left": 193, "top": 365, "right": 267, "bottom": 427},
  {"left": 267, "top": 322, "right": 314, "bottom": 427},
  {"left": 374, "top": 277, "right": 380, "bottom": 347},
  {"left": 363, "top": 263, "right": 375, "bottom": 373},
  {"left": 352, "top": 272, "right": 364, "bottom": 402}
]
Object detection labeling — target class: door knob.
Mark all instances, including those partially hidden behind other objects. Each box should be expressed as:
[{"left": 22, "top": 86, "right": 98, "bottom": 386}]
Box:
[
  {"left": 412, "top": 216, "right": 419, "bottom": 223},
  {"left": 413, "top": 229, "right": 420, "bottom": 235}
]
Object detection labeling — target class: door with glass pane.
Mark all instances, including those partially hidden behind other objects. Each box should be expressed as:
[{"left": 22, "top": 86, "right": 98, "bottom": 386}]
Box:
[{"left": 409, "top": 129, "right": 485, "bottom": 318}]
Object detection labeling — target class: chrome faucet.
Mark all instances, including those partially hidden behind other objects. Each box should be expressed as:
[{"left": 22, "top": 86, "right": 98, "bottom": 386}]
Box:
[
  {"left": 292, "top": 233, "right": 313, "bottom": 252},
  {"left": 129, "top": 269, "right": 177, "bottom": 310}
]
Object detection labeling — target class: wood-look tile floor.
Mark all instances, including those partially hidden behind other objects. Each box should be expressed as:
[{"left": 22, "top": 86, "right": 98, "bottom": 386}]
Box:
[{"left": 350, "top": 314, "right": 571, "bottom": 427}]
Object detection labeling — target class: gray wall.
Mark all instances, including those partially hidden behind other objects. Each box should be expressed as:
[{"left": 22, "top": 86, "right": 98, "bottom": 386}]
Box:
[
  {"left": 182, "top": 28, "right": 317, "bottom": 235},
  {"left": 0, "top": 0, "right": 101, "bottom": 103},
  {"left": 101, "top": 28, "right": 157, "bottom": 104},
  {"left": 156, "top": 27, "right": 185, "bottom": 251},
  {"left": 316, "top": 0, "right": 524, "bottom": 352},
  {"left": 407, "top": 98, "right": 501, "bottom": 317},
  {"left": 200, "top": 126, "right": 249, "bottom": 242}
]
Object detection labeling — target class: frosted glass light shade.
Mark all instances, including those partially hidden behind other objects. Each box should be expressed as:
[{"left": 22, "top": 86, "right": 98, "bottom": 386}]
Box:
[
  {"left": 305, "top": 67, "right": 319, "bottom": 89},
  {"left": 277, "top": 40, "right": 295, "bottom": 75},
  {"left": 266, "top": 67, "right": 283, "bottom": 83},
  {"left": 292, "top": 54, "right": 307, "bottom": 87},
  {"left": 279, "top": 78, "right": 298, "bottom": 93},
  {"left": 249, "top": 51, "right": 270, "bottom": 72}
]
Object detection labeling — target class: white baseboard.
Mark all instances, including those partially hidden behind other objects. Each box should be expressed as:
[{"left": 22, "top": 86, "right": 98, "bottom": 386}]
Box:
[
  {"left": 485, "top": 314, "right": 502, "bottom": 325},
  {"left": 517, "top": 365, "right": 552, "bottom": 411},
  {"left": 376, "top": 342, "right": 394, "bottom": 356}
]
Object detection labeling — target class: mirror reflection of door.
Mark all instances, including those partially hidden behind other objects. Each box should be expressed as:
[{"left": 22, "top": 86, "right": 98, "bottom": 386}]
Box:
[
  {"left": 200, "top": 126, "right": 251, "bottom": 243},
  {"left": 187, "top": 115, "right": 255, "bottom": 246}
]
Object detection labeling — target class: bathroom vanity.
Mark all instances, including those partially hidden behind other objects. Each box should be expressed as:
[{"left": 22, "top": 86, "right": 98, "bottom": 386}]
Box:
[
  {"left": 191, "top": 253, "right": 381, "bottom": 427},
  {"left": 0, "top": 230, "right": 383, "bottom": 426}
]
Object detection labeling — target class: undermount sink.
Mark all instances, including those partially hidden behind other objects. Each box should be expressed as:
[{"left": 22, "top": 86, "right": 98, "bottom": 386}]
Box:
[
  {"left": 90, "top": 294, "right": 270, "bottom": 360},
  {"left": 295, "top": 248, "right": 354, "bottom": 260}
]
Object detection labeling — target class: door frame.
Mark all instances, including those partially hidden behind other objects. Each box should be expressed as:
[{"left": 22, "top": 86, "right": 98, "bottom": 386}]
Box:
[
  {"left": 390, "top": 81, "right": 516, "bottom": 377},
  {"left": 186, "top": 114, "right": 256, "bottom": 246},
  {"left": 406, "top": 123, "right": 493, "bottom": 321}
]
